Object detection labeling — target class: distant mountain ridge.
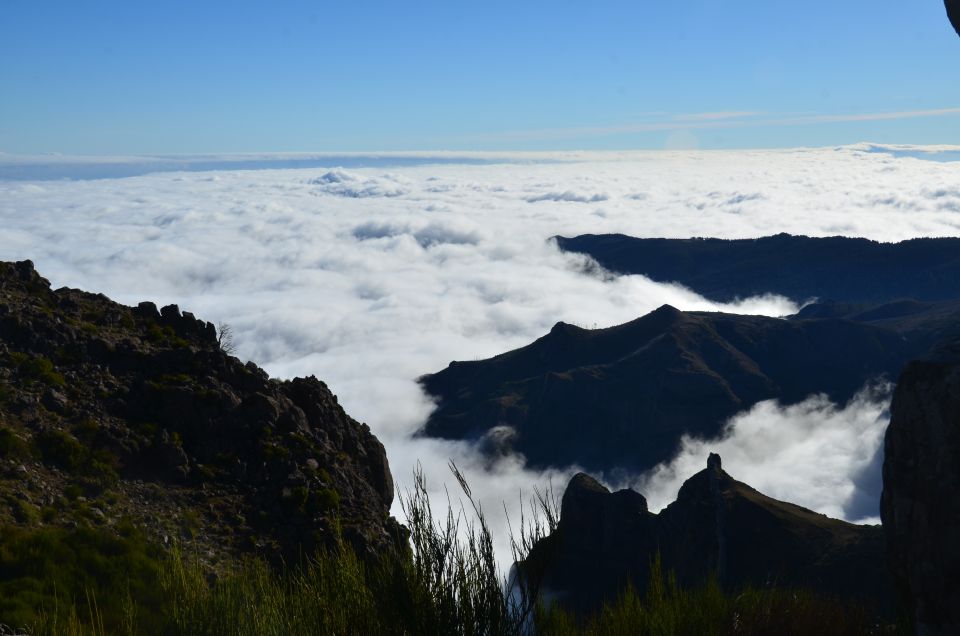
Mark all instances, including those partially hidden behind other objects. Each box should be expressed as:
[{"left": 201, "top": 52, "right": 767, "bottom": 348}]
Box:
[
  {"left": 419, "top": 304, "right": 933, "bottom": 473},
  {"left": 555, "top": 233, "right": 960, "bottom": 304}
]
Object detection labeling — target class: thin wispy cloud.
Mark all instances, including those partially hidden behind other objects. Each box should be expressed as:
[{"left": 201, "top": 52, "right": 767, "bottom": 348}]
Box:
[
  {"left": 460, "top": 107, "right": 960, "bottom": 144},
  {"left": 674, "top": 111, "right": 766, "bottom": 121},
  {"left": 770, "top": 107, "right": 960, "bottom": 125}
]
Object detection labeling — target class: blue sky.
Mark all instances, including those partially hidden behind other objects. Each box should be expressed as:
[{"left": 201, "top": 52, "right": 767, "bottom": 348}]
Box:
[{"left": 1, "top": 0, "right": 959, "bottom": 153}]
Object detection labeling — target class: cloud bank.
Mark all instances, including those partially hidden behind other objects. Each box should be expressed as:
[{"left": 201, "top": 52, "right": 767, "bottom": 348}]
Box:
[
  {"left": 634, "top": 385, "right": 891, "bottom": 524},
  {"left": 1, "top": 146, "right": 956, "bottom": 568}
]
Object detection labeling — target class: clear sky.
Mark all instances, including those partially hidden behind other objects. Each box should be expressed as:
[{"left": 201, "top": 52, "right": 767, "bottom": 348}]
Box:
[{"left": 2, "top": 0, "right": 959, "bottom": 154}]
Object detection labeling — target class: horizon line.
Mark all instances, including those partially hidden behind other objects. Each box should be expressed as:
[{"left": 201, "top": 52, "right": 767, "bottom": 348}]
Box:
[{"left": 2, "top": 142, "right": 960, "bottom": 163}]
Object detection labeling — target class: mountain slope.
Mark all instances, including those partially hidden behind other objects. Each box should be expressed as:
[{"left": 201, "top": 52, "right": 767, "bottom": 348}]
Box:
[
  {"left": 419, "top": 305, "right": 913, "bottom": 472},
  {"left": 0, "top": 260, "right": 404, "bottom": 569}
]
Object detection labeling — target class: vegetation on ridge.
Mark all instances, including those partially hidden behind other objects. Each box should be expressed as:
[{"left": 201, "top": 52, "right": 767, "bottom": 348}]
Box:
[{"left": 536, "top": 558, "right": 901, "bottom": 636}]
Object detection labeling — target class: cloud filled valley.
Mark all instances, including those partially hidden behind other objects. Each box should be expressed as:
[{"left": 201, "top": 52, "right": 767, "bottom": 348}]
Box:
[{"left": 2, "top": 145, "right": 957, "bottom": 567}]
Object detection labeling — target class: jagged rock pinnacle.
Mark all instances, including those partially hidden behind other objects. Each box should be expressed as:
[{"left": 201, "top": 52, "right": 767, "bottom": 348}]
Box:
[{"left": 707, "top": 452, "right": 722, "bottom": 471}]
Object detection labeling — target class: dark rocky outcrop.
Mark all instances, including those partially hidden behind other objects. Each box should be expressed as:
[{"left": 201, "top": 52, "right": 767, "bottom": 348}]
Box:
[
  {"left": 528, "top": 455, "right": 893, "bottom": 618},
  {"left": 420, "top": 304, "right": 918, "bottom": 473},
  {"left": 948, "top": 0, "right": 960, "bottom": 38},
  {"left": 0, "top": 260, "right": 404, "bottom": 568},
  {"left": 555, "top": 233, "right": 960, "bottom": 304},
  {"left": 881, "top": 341, "right": 960, "bottom": 635}
]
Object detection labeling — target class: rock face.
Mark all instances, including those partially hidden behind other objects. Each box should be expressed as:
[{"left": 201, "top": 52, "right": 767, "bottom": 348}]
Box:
[
  {"left": 528, "top": 456, "right": 893, "bottom": 618},
  {"left": 555, "top": 233, "right": 960, "bottom": 304},
  {"left": 0, "top": 260, "right": 404, "bottom": 566},
  {"left": 420, "top": 304, "right": 916, "bottom": 473},
  {"left": 948, "top": 0, "right": 960, "bottom": 37},
  {"left": 881, "top": 342, "right": 960, "bottom": 635}
]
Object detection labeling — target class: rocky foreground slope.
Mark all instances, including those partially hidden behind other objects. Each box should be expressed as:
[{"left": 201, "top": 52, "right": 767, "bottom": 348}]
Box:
[
  {"left": 0, "top": 260, "right": 404, "bottom": 568},
  {"left": 526, "top": 454, "right": 893, "bottom": 618}
]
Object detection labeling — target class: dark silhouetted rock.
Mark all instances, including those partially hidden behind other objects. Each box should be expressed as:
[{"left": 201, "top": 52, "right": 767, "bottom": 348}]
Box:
[
  {"left": 527, "top": 456, "right": 894, "bottom": 618},
  {"left": 555, "top": 233, "right": 960, "bottom": 304},
  {"left": 881, "top": 342, "right": 960, "bottom": 635},
  {"left": 948, "top": 0, "right": 960, "bottom": 37}
]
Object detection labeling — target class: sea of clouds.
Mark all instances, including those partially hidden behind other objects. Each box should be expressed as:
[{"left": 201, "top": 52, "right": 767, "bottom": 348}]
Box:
[{"left": 2, "top": 144, "right": 958, "bottom": 568}]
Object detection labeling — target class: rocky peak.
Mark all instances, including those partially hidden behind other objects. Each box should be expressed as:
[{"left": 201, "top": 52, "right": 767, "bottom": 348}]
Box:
[
  {"left": 549, "top": 321, "right": 577, "bottom": 336},
  {"left": 707, "top": 452, "right": 722, "bottom": 471},
  {"left": 560, "top": 473, "right": 609, "bottom": 516},
  {"left": 558, "top": 473, "right": 648, "bottom": 547},
  {"left": 527, "top": 456, "right": 893, "bottom": 619},
  {"left": 12, "top": 259, "right": 39, "bottom": 282},
  {"left": 672, "top": 453, "right": 735, "bottom": 507},
  {"left": 650, "top": 303, "right": 682, "bottom": 320}
]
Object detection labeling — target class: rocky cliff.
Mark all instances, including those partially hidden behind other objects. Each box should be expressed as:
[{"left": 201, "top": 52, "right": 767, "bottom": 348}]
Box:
[
  {"left": 0, "top": 260, "right": 404, "bottom": 568},
  {"left": 881, "top": 342, "right": 960, "bottom": 635},
  {"left": 528, "top": 455, "right": 893, "bottom": 618}
]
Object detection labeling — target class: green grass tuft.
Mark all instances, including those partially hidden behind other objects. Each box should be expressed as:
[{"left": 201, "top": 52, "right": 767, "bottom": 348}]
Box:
[
  {"left": 0, "top": 523, "right": 162, "bottom": 635},
  {"left": 8, "top": 352, "right": 66, "bottom": 387},
  {"left": 0, "top": 426, "right": 29, "bottom": 459},
  {"left": 535, "top": 555, "right": 893, "bottom": 636}
]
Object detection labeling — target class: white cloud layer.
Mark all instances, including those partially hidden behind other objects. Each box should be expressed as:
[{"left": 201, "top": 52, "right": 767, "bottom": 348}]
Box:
[
  {"left": 1, "top": 145, "right": 957, "bottom": 570},
  {"left": 633, "top": 385, "right": 891, "bottom": 524}
]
